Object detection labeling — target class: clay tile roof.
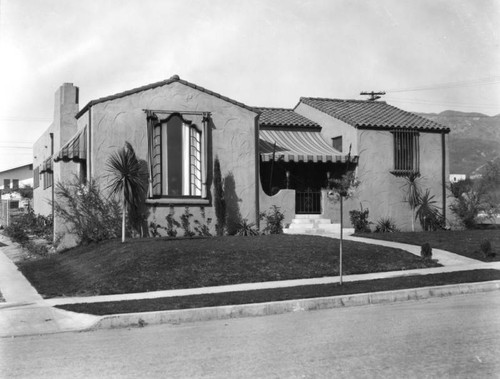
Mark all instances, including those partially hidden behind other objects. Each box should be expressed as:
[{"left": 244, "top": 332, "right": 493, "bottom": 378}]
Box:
[
  {"left": 256, "top": 107, "right": 320, "bottom": 129},
  {"left": 76, "top": 75, "right": 259, "bottom": 119},
  {"left": 299, "top": 98, "right": 449, "bottom": 132}
]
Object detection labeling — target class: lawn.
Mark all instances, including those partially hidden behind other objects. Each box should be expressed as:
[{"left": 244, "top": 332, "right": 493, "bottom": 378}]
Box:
[
  {"left": 57, "top": 269, "right": 500, "bottom": 315},
  {"left": 356, "top": 229, "right": 500, "bottom": 262},
  {"left": 18, "top": 234, "right": 440, "bottom": 298}
]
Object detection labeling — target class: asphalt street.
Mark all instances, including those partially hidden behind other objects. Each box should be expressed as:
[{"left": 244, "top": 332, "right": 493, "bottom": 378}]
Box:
[{"left": 1, "top": 291, "right": 499, "bottom": 378}]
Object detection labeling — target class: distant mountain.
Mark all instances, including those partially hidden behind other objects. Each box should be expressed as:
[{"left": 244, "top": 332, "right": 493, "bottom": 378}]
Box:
[{"left": 418, "top": 111, "right": 500, "bottom": 175}]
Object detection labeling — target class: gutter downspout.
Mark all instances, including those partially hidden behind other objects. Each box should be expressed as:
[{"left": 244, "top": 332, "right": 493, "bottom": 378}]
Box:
[
  {"left": 441, "top": 132, "right": 446, "bottom": 221},
  {"left": 255, "top": 114, "right": 260, "bottom": 229},
  {"left": 88, "top": 108, "right": 92, "bottom": 183},
  {"left": 49, "top": 132, "right": 55, "bottom": 243}
]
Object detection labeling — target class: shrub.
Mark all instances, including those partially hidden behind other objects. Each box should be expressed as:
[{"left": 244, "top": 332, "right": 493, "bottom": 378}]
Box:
[
  {"left": 213, "top": 157, "right": 226, "bottom": 236},
  {"left": 53, "top": 178, "right": 122, "bottom": 245},
  {"left": 180, "top": 207, "right": 195, "bottom": 238},
  {"left": 260, "top": 205, "right": 285, "bottom": 234},
  {"left": 349, "top": 207, "right": 371, "bottom": 233},
  {"left": 4, "top": 222, "right": 29, "bottom": 244},
  {"left": 235, "top": 219, "right": 259, "bottom": 236},
  {"left": 374, "top": 218, "right": 399, "bottom": 233},
  {"left": 479, "top": 239, "right": 496, "bottom": 258},
  {"left": 420, "top": 243, "right": 432, "bottom": 260},
  {"left": 165, "top": 207, "right": 180, "bottom": 238},
  {"left": 416, "top": 189, "right": 445, "bottom": 231},
  {"left": 149, "top": 222, "right": 163, "bottom": 237},
  {"left": 194, "top": 207, "right": 212, "bottom": 237}
]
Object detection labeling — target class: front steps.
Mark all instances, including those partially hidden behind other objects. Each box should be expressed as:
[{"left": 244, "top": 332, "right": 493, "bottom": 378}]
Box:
[{"left": 284, "top": 214, "right": 354, "bottom": 236}]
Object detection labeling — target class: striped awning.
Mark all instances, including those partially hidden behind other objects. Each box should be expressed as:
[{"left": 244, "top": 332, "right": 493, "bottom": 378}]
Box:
[
  {"left": 54, "top": 127, "right": 87, "bottom": 163},
  {"left": 39, "top": 157, "right": 53, "bottom": 174},
  {"left": 259, "top": 129, "right": 351, "bottom": 163}
]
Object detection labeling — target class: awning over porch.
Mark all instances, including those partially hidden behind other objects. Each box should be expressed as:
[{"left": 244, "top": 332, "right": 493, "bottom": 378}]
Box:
[
  {"left": 259, "top": 129, "right": 351, "bottom": 163},
  {"left": 54, "top": 127, "right": 87, "bottom": 163}
]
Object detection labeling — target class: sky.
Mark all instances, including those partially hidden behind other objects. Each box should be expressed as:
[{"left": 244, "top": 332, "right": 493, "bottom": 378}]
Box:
[{"left": 0, "top": 0, "right": 499, "bottom": 171}]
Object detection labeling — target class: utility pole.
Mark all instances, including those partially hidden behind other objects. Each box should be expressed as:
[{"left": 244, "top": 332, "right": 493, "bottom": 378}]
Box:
[{"left": 360, "top": 91, "right": 386, "bottom": 101}]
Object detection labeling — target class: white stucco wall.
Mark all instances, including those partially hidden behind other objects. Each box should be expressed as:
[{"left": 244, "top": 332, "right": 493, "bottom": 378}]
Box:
[
  {"left": 83, "top": 81, "right": 259, "bottom": 236},
  {"left": 33, "top": 83, "right": 79, "bottom": 221}
]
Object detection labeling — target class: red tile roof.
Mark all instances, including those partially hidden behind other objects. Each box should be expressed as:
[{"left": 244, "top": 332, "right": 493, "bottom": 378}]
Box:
[
  {"left": 76, "top": 75, "right": 259, "bottom": 119},
  {"left": 257, "top": 107, "right": 320, "bottom": 129},
  {"left": 299, "top": 98, "right": 450, "bottom": 132}
]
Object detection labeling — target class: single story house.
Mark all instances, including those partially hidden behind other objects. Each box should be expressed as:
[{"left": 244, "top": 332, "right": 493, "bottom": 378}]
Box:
[{"left": 33, "top": 76, "right": 450, "bottom": 247}]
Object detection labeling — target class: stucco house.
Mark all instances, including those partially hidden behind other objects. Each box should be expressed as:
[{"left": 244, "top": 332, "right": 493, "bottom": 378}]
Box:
[{"left": 33, "top": 76, "right": 450, "bottom": 246}]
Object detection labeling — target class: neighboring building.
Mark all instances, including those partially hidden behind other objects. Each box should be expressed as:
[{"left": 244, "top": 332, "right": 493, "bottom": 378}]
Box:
[
  {"left": 33, "top": 76, "right": 451, "bottom": 247},
  {"left": 450, "top": 174, "right": 467, "bottom": 183},
  {"left": 0, "top": 163, "right": 33, "bottom": 191},
  {"left": 0, "top": 163, "right": 34, "bottom": 225}
]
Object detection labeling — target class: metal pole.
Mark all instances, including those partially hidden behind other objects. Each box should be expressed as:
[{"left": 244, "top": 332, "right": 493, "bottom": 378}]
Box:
[{"left": 340, "top": 195, "right": 343, "bottom": 285}]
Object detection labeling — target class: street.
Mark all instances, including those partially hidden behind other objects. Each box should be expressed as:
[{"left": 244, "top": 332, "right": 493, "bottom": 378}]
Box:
[{"left": 1, "top": 292, "right": 499, "bottom": 378}]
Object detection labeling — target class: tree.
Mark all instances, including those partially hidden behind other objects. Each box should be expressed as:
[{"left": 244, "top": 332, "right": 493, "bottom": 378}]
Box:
[
  {"left": 401, "top": 173, "right": 421, "bottom": 232},
  {"left": 213, "top": 157, "right": 226, "bottom": 236},
  {"left": 327, "top": 170, "right": 360, "bottom": 285},
  {"left": 106, "top": 142, "right": 149, "bottom": 242}
]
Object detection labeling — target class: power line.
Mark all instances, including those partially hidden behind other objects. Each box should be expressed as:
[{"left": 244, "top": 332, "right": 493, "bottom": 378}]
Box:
[
  {"left": 385, "top": 96, "right": 500, "bottom": 110},
  {"left": 386, "top": 76, "right": 500, "bottom": 93}
]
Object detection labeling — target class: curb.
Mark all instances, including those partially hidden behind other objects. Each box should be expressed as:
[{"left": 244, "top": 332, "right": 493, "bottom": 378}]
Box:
[{"left": 88, "top": 280, "right": 500, "bottom": 331}]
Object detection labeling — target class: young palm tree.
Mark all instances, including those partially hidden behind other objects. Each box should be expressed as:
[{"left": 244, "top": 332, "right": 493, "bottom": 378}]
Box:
[
  {"left": 402, "top": 173, "right": 421, "bottom": 232},
  {"left": 106, "top": 142, "right": 148, "bottom": 242}
]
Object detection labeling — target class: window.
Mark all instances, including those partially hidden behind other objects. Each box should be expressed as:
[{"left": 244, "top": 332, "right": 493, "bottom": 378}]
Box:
[
  {"left": 12, "top": 179, "right": 19, "bottom": 189},
  {"left": 42, "top": 158, "right": 53, "bottom": 189},
  {"left": 149, "top": 112, "right": 207, "bottom": 200},
  {"left": 3, "top": 179, "right": 10, "bottom": 189},
  {"left": 33, "top": 167, "right": 40, "bottom": 189},
  {"left": 331, "top": 136, "right": 342, "bottom": 152},
  {"left": 392, "top": 130, "right": 419, "bottom": 176}
]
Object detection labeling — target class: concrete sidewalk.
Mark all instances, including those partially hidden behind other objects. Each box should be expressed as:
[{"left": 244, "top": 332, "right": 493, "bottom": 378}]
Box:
[
  {"left": 0, "top": 232, "right": 499, "bottom": 338},
  {"left": 0, "top": 234, "right": 98, "bottom": 337}
]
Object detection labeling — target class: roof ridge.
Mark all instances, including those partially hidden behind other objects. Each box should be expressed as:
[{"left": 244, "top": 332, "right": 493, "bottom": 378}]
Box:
[
  {"left": 76, "top": 75, "right": 259, "bottom": 119},
  {"left": 300, "top": 97, "right": 386, "bottom": 104},
  {"left": 255, "top": 106, "right": 294, "bottom": 111}
]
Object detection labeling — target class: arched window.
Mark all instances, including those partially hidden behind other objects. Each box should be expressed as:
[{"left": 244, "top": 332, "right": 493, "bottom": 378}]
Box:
[{"left": 150, "top": 113, "right": 205, "bottom": 198}]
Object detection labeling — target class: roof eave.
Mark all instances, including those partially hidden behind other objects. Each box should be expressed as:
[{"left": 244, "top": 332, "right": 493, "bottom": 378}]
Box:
[{"left": 76, "top": 75, "right": 260, "bottom": 120}]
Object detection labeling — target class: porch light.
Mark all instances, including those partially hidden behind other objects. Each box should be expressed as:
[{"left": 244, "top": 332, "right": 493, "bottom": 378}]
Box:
[{"left": 286, "top": 170, "right": 290, "bottom": 189}]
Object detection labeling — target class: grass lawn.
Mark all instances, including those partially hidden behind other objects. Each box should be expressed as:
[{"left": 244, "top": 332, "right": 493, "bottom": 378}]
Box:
[
  {"left": 57, "top": 269, "right": 500, "bottom": 315},
  {"left": 18, "top": 234, "right": 440, "bottom": 298},
  {"left": 356, "top": 230, "right": 500, "bottom": 262}
]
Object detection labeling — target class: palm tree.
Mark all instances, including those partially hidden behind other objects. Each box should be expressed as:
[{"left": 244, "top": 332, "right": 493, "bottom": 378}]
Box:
[
  {"left": 106, "top": 142, "right": 148, "bottom": 242},
  {"left": 402, "top": 173, "right": 421, "bottom": 232}
]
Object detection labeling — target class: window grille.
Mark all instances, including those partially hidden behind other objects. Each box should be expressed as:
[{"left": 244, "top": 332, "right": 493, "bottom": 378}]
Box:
[{"left": 392, "top": 130, "right": 419, "bottom": 176}]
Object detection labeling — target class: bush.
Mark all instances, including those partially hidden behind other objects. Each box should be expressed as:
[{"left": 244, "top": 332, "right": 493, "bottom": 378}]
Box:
[
  {"left": 180, "top": 207, "right": 195, "bottom": 237},
  {"left": 421, "top": 243, "right": 432, "bottom": 260},
  {"left": 416, "top": 189, "right": 446, "bottom": 231},
  {"left": 374, "top": 218, "right": 399, "bottom": 233},
  {"left": 53, "top": 178, "right": 122, "bottom": 245},
  {"left": 480, "top": 239, "right": 496, "bottom": 258},
  {"left": 4, "top": 222, "right": 29, "bottom": 244},
  {"left": 349, "top": 207, "right": 371, "bottom": 233},
  {"left": 235, "top": 219, "right": 259, "bottom": 236},
  {"left": 165, "top": 207, "right": 180, "bottom": 238},
  {"left": 260, "top": 205, "right": 285, "bottom": 234},
  {"left": 194, "top": 207, "right": 212, "bottom": 237}
]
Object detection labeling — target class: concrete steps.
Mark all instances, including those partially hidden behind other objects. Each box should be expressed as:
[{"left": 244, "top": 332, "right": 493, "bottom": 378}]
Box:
[{"left": 284, "top": 215, "right": 354, "bottom": 236}]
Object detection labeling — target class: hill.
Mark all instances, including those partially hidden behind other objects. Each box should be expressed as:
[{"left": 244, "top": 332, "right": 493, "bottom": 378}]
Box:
[{"left": 418, "top": 111, "right": 500, "bottom": 175}]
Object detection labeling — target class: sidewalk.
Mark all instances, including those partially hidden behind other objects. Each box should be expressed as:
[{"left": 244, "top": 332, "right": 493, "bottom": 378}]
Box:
[
  {"left": 0, "top": 234, "right": 99, "bottom": 337},
  {"left": 1, "top": 232, "right": 499, "bottom": 337}
]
